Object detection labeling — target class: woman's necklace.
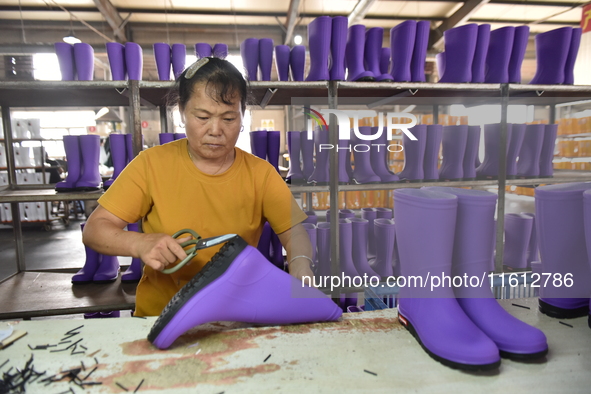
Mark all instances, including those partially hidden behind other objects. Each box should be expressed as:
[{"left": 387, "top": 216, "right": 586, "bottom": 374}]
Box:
[{"left": 188, "top": 146, "right": 229, "bottom": 175}]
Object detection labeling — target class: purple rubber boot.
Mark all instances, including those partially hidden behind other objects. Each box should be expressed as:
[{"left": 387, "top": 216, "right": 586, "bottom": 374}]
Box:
[
  {"left": 174, "top": 133, "right": 186, "bottom": 140},
  {"left": 398, "top": 125, "right": 427, "bottom": 182},
  {"left": 72, "top": 223, "right": 100, "bottom": 284},
  {"left": 582, "top": 190, "right": 591, "bottom": 328},
  {"left": 423, "top": 125, "right": 443, "bottom": 182},
  {"left": 426, "top": 187, "right": 548, "bottom": 360},
  {"left": 506, "top": 123, "right": 526, "bottom": 179},
  {"left": 539, "top": 124, "right": 558, "bottom": 178},
  {"left": 259, "top": 38, "right": 274, "bottom": 81},
  {"left": 211, "top": 43, "right": 228, "bottom": 59},
  {"left": 436, "top": 52, "right": 446, "bottom": 80},
  {"left": 267, "top": 130, "right": 280, "bottom": 173},
  {"left": 290, "top": 45, "right": 306, "bottom": 81},
  {"left": 536, "top": 183, "right": 591, "bottom": 318},
  {"left": 463, "top": 125, "right": 481, "bottom": 181},
  {"left": 439, "top": 24, "right": 478, "bottom": 83},
  {"left": 54, "top": 43, "right": 76, "bottom": 81},
  {"left": 370, "top": 127, "right": 399, "bottom": 182},
  {"left": 362, "top": 208, "right": 378, "bottom": 260},
  {"left": 508, "top": 26, "right": 530, "bottom": 83},
  {"left": 330, "top": 16, "right": 348, "bottom": 81},
  {"left": 306, "top": 16, "right": 332, "bottom": 81},
  {"left": 308, "top": 126, "right": 330, "bottom": 185},
  {"left": 303, "top": 210, "right": 318, "bottom": 225},
  {"left": 287, "top": 131, "right": 304, "bottom": 184},
  {"left": 476, "top": 123, "right": 513, "bottom": 180},
  {"left": 439, "top": 125, "right": 468, "bottom": 181},
  {"left": 300, "top": 130, "right": 315, "bottom": 180},
  {"left": 365, "top": 28, "right": 393, "bottom": 81},
  {"left": 370, "top": 218, "right": 395, "bottom": 278},
  {"left": 240, "top": 38, "right": 259, "bottom": 81},
  {"left": 389, "top": 20, "right": 416, "bottom": 82},
  {"left": 121, "top": 222, "right": 143, "bottom": 283},
  {"left": 147, "top": 235, "right": 342, "bottom": 349},
  {"left": 275, "top": 45, "right": 291, "bottom": 81},
  {"left": 195, "top": 43, "right": 212, "bottom": 59},
  {"left": 55, "top": 136, "right": 81, "bottom": 192},
  {"left": 106, "top": 42, "right": 126, "bottom": 81},
  {"left": 471, "top": 24, "right": 491, "bottom": 83},
  {"left": 159, "top": 133, "right": 175, "bottom": 145},
  {"left": 103, "top": 134, "right": 127, "bottom": 190},
  {"left": 503, "top": 213, "right": 534, "bottom": 270},
  {"left": 564, "top": 28, "right": 582, "bottom": 85},
  {"left": 380, "top": 47, "right": 391, "bottom": 75},
  {"left": 376, "top": 207, "right": 392, "bottom": 219},
  {"left": 346, "top": 24, "right": 374, "bottom": 81},
  {"left": 339, "top": 219, "right": 360, "bottom": 277},
  {"left": 411, "top": 20, "right": 430, "bottom": 82},
  {"left": 394, "top": 188, "right": 500, "bottom": 370},
  {"left": 249, "top": 130, "right": 267, "bottom": 160},
  {"left": 348, "top": 218, "right": 379, "bottom": 277},
  {"left": 257, "top": 222, "right": 273, "bottom": 262},
  {"left": 516, "top": 124, "right": 545, "bottom": 178},
  {"left": 316, "top": 222, "right": 332, "bottom": 278},
  {"left": 93, "top": 254, "right": 120, "bottom": 283},
  {"left": 270, "top": 231, "right": 284, "bottom": 269},
  {"left": 73, "top": 43, "right": 94, "bottom": 81},
  {"left": 153, "top": 43, "right": 172, "bottom": 81},
  {"left": 125, "top": 42, "right": 143, "bottom": 81},
  {"left": 521, "top": 212, "right": 539, "bottom": 266},
  {"left": 75, "top": 135, "right": 101, "bottom": 191},
  {"left": 171, "top": 44, "right": 186, "bottom": 79},
  {"left": 302, "top": 223, "right": 317, "bottom": 264},
  {"left": 124, "top": 133, "right": 135, "bottom": 164},
  {"left": 484, "top": 26, "right": 515, "bottom": 83},
  {"left": 351, "top": 127, "right": 381, "bottom": 184},
  {"left": 337, "top": 138, "right": 351, "bottom": 184},
  {"left": 530, "top": 27, "right": 573, "bottom": 85}
]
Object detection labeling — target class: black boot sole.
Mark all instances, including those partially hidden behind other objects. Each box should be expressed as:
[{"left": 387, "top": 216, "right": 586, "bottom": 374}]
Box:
[
  {"left": 539, "top": 299, "right": 589, "bottom": 319},
  {"left": 499, "top": 347, "right": 548, "bottom": 361}
]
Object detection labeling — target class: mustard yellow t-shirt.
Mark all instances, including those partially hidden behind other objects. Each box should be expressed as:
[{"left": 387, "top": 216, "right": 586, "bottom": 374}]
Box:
[{"left": 98, "top": 139, "right": 308, "bottom": 316}]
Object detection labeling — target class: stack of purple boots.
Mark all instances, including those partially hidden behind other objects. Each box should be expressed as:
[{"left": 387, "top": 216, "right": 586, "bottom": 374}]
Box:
[
  {"left": 241, "top": 38, "right": 306, "bottom": 81},
  {"left": 54, "top": 42, "right": 95, "bottom": 81},
  {"left": 104, "top": 42, "right": 144, "bottom": 81},
  {"left": 55, "top": 135, "right": 102, "bottom": 192},
  {"left": 153, "top": 43, "right": 193, "bottom": 80},
  {"left": 72, "top": 223, "right": 120, "bottom": 284}
]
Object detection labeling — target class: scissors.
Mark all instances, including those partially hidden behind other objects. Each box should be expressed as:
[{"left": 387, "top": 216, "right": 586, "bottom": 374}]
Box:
[{"left": 161, "top": 229, "right": 237, "bottom": 274}]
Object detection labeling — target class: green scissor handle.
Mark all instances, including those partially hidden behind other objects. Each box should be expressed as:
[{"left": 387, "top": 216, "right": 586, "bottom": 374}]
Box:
[{"left": 162, "top": 229, "right": 202, "bottom": 274}]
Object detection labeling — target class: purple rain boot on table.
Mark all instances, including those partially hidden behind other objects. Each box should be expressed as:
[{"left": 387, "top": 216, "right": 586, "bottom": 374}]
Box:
[
  {"left": 339, "top": 219, "right": 360, "bottom": 278},
  {"left": 300, "top": 130, "right": 315, "bottom": 180},
  {"left": 348, "top": 218, "right": 379, "bottom": 278},
  {"left": 411, "top": 20, "right": 430, "bottom": 82},
  {"left": 257, "top": 222, "right": 273, "bottom": 262},
  {"left": 337, "top": 138, "right": 351, "bottom": 184},
  {"left": 122, "top": 222, "right": 143, "bottom": 283},
  {"left": 438, "top": 24, "right": 478, "bottom": 83},
  {"left": 362, "top": 208, "right": 378, "bottom": 260},
  {"left": 302, "top": 223, "right": 318, "bottom": 264},
  {"left": 530, "top": 27, "right": 573, "bottom": 85},
  {"left": 316, "top": 222, "right": 332, "bottom": 278},
  {"left": 398, "top": 125, "right": 427, "bottom": 182},
  {"left": 508, "top": 26, "right": 530, "bottom": 83},
  {"left": 275, "top": 45, "right": 291, "bottom": 81},
  {"left": 267, "top": 130, "right": 280, "bottom": 173},
  {"left": 516, "top": 124, "right": 544, "bottom": 178},
  {"left": 153, "top": 43, "right": 172, "bottom": 81},
  {"left": 564, "top": 28, "right": 582, "bottom": 85},
  {"left": 423, "top": 124, "right": 443, "bottom": 182},
  {"left": 159, "top": 133, "right": 175, "bottom": 145},
  {"left": 195, "top": 43, "right": 212, "bottom": 59},
  {"left": 365, "top": 28, "right": 393, "bottom": 81},
  {"left": 462, "top": 125, "right": 481, "bottom": 181},
  {"left": 351, "top": 127, "right": 381, "bottom": 184},
  {"left": 471, "top": 24, "right": 491, "bottom": 83},
  {"left": 55, "top": 136, "right": 81, "bottom": 192},
  {"left": 506, "top": 123, "right": 526, "bottom": 179},
  {"left": 330, "top": 16, "right": 348, "bottom": 81},
  {"left": 75, "top": 135, "right": 102, "bottom": 191},
  {"left": 370, "top": 218, "right": 395, "bottom": 278},
  {"left": 72, "top": 223, "right": 100, "bottom": 284},
  {"left": 439, "top": 125, "right": 468, "bottom": 181},
  {"left": 389, "top": 20, "right": 417, "bottom": 82},
  {"left": 521, "top": 212, "right": 539, "bottom": 266},
  {"left": 536, "top": 183, "right": 591, "bottom": 318},
  {"left": 259, "top": 38, "right": 274, "bottom": 81},
  {"left": 380, "top": 47, "right": 390, "bottom": 75},
  {"left": 394, "top": 188, "right": 500, "bottom": 370},
  {"left": 370, "top": 127, "right": 399, "bottom": 182},
  {"left": 212, "top": 43, "right": 228, "bottom": 59},
  {"left": 306, "top": 16, "right": 332, "bottom": 81},
  {"left": 539, "top": 124, "right": 558, "bottom": 178},
  {"left": 103, "top": 134, "right": 127, "bottom": 190},
  {"left": 54, "top": 43, "right": 76, "bottom": 81},
  {"left": 249, "top": 130, "right": 267, "bottom": 160},
  {"left": 93, "top": 254, "right": 120, "bottom": 282},
  {"left": 290, "top": 46, "right": 306, "bottom": 81},
  {"left": 425, "top": 187, "right": 548, "bottom": 360},
  {"left": 308, "top": 126, "right": 330, "bottom": 185},
  {"left": 346, "top": 24, "right": 375, "bottom": 81},
  {"left": 503, "top": 213, "right": 534, "bottom": 270},
  {"left": 125, "top": 42, "right": 143, "bottom": 81},
  {"left": 241, "top": 38, "right": 259, "bottom": 81},
  {"left": 171, "top": 44, "right": 186, "bottom": 79},
  {"left": 484, "top": 26, "right": 515, "bottom": 83},
  {"left": 73, "top": 43, "right": 94, "bottom": 81},
  {"left": 286, "top": 131, "right": 304, "bottom": 184},
  {"left": 147, "top": 235, "right": 342, "bottom": 349},
  {"left": 476, "top": 123, "right": 513, "bottom": 180},
  {"left": 106, "top": 42, "right": 126, "bottom": 81},
  {"left": 303, "top": 210, "right": 318, "bottom": 225}
]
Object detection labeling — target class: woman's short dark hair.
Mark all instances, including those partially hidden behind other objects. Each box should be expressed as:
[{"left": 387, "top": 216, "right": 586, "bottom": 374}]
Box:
[{"left": 168, "top": 57, "right": 249, "bottom": 113}]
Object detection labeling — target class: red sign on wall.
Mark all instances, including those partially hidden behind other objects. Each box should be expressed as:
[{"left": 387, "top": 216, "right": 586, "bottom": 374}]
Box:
[
  {"left": 583, "top": 3, "right": 591, "bottom": 33},
  {"left": 141, "top": 121, "right": 149, "bottom": 128}
]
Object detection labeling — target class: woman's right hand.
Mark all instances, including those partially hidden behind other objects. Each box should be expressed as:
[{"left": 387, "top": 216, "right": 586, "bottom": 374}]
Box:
[{"left": 133, "top": 233, "right": 192, "bottom": 271}]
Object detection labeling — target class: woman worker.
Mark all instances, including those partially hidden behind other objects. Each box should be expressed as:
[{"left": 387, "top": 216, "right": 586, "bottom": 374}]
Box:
[{"left": 82, "top": 57, "right": 314, "bottom": 317}]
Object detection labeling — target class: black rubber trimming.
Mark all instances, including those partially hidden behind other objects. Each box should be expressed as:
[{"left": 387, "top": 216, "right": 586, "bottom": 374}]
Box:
[
  {"left": 499, "top": 347, "right": 548, "bottom": 361},
  {"left": 147, "top": 235, "right": 248, "bottom": 344},
  {"left": 538, "top": 299, "right": 590, "bottom": 319},
  {"left": 398, "top": 313, "right": 501, "bottom": 371}
]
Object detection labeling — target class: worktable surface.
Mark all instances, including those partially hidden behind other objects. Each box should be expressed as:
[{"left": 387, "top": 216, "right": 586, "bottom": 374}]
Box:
[{"left": 0, "top": 298, "right": 589, "bottom": 393}]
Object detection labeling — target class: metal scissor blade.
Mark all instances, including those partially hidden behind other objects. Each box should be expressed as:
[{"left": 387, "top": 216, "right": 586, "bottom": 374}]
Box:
[{"left": 196, "top": 234, "right": 238, "bottom": 249}]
